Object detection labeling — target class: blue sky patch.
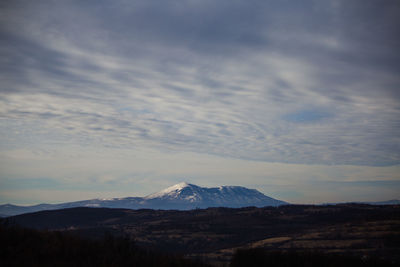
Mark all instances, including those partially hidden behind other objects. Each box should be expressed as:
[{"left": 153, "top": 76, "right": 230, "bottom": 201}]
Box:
[{"left": 283, "top": 109, "right": 332, "bottom": 123}]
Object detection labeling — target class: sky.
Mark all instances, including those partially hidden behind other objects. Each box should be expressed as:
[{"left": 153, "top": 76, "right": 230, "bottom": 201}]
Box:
[{"left": 0, "top": 0, "right": 399, "bottom": 205}]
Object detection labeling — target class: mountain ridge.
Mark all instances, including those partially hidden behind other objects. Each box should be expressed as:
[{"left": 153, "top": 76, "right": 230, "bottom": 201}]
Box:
[{"left": 0, "top": 182, "right": 287, "bottom": 216}]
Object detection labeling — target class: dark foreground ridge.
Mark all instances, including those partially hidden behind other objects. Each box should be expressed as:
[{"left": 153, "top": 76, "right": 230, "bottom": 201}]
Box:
[
  {"left": 0, "top": 222, "right": 209, "bottom": 267},
  {"left": 4, "top": 204, "right": 400, "bottom": 266},
  {"left": 1, "top": 223, "right": 395, "bottom": 267}
]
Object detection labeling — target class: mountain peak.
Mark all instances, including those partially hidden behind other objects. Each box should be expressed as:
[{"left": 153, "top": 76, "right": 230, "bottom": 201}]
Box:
[
  {"left": 175, "top": 181, "right": 190, "bottom": 188},
  {"left": 145, "top": 182, "right": 192, "bottom": 199}
]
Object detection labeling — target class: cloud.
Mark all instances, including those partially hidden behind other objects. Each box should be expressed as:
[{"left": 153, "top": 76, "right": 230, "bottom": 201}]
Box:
[{"left": 0, "top": 0, "right": 399, "bottom": 169}]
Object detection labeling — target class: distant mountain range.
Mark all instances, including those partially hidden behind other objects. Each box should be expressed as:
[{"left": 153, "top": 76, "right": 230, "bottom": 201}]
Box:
[
  {"left": 0, "top": 182, "right": 287, "bottom": 216},
  {"left": 323, "top": 199, "right": 400, "bottom": 206}
]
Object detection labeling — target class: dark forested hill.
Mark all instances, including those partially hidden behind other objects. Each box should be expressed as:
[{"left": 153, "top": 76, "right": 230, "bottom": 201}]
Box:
[{"left": 6, "top": 204, "right": 400, "bottom": 266}]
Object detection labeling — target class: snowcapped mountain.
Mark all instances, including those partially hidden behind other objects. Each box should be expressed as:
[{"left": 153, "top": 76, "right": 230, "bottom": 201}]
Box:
[
  {"left": 0, "top": 182, "right": 287, "bottom": 216},
  {"left": 144, "top": 182, "right": 286, "bottom": 209}
]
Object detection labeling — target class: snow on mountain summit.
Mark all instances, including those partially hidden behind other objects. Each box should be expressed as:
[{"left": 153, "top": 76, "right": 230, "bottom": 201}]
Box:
[
  {"left": 145, "top": 182, "right": 206, "bottom": 203},
  {"left": 145, "top": 182, "right": 191, "bottom": 199}
]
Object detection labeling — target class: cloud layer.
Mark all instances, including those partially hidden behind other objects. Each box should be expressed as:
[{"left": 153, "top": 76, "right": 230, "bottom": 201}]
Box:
[{"left": 1, "top": 0, "right": 400, "bottom": 166}]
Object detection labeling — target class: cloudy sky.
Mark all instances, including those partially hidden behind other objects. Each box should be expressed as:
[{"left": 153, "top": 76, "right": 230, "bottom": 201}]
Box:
[{"left": 1, "top": 0, "right": 399, "bottom": 205}]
